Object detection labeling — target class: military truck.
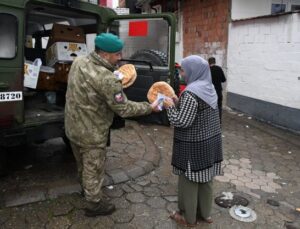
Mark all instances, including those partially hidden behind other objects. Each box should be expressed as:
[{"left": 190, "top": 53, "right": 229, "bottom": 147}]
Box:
[{"left": 0, "top": 0, "right": 176, "bottom": 175}]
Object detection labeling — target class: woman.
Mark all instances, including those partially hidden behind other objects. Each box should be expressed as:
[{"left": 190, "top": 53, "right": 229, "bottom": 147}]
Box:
[{"left": 165, "top": 55, "right": 223, "bottom": 227}]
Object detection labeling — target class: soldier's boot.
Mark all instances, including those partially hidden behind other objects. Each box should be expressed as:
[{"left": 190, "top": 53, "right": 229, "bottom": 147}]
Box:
[{"left": 85, "top": 199, "right": 116, "bottom": 217}]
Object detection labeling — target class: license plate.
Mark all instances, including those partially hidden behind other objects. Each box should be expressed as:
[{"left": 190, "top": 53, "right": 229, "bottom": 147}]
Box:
[{"left": 0, "top": 91, "right": 23, "bottom": 102}]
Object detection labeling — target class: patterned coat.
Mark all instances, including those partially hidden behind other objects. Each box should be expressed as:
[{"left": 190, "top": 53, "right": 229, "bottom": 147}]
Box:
[
  {"left": 167, "top": 91, "right": 223, "bottom": 175},
  {"left": 65, "top": 52, "right": 152, "bottom": 148}
]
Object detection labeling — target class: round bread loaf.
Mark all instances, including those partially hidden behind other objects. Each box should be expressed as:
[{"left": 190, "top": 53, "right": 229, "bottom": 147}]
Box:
[
  {"left": 147, "top": 81, "right": 176, "bottom": 104},
  {"left": 118, "top": 64, "right": 137, "bottom": 88}
]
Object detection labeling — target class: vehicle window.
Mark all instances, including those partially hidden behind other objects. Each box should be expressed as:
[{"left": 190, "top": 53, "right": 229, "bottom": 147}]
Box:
[
  {"left": 0, "top": 14, "right": 17, "bottom": 58},
  {"left": 109, "top": 19, "right": 169, "bottom": 67}
]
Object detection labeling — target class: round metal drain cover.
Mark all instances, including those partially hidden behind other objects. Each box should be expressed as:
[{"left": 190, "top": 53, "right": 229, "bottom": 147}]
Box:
[
  {"left": 229, "top": 205, "right": 257, "bottom": 222},
  {"left": 215, "top": 193, "right": 249, "bottom": 208}
]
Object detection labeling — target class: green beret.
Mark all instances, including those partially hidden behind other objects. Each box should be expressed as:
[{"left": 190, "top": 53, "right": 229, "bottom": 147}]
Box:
[{"left": 95, "top": 33, "right": 124, "bottom": 53}]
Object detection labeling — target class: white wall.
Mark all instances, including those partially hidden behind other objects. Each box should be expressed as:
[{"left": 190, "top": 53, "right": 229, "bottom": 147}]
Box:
[{"left": 227, "top": 13, "right": 300, "bottom": 109}]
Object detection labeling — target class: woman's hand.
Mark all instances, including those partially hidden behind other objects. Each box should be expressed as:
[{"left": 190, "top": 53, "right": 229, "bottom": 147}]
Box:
[
  {"left": 172, "top": 96, "right": 179, "bottom": 105},
  {"left": 164, "top": 97, "right": 175, "bottom": 108}
]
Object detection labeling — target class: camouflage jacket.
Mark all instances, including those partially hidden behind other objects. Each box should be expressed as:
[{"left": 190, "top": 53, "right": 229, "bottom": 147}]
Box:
[{"left": 65, "top": 51, "right": 152, "bottom": 148}]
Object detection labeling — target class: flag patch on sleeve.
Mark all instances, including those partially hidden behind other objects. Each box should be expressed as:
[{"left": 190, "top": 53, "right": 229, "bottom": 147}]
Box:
[{"left": 114, "top": 91, "right": 125, "bottom": 103}]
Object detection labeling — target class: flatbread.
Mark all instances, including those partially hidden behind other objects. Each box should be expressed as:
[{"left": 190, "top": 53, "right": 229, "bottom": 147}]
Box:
[
  {"left": 118, "top": 64, "right": 137, "bottom": 88},
  {"left": 147, "top": 81, "right": 176, "bottom": 105}
]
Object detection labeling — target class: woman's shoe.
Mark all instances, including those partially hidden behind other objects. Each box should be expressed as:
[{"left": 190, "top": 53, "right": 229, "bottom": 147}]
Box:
[{"left": 169, "top": 211, "right": 197, "bottom": 227}]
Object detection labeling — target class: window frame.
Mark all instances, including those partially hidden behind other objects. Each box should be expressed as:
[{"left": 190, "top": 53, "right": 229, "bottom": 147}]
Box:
[{"left": 0, "top": 13, "right": 18, "bottom": 59}]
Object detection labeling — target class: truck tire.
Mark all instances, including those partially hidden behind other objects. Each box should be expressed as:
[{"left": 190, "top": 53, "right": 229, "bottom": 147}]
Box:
[
  {"left": 130, "top": 49, "right": 168, "bottom": 66},
  {"left": 0, "top": 148, "right": 8, "bottom": 177}
]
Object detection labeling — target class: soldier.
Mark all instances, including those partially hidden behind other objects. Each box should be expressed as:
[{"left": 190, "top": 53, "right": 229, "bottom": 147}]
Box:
[{"left": 65, "top": 33, "right": 159, "bottom": 217}]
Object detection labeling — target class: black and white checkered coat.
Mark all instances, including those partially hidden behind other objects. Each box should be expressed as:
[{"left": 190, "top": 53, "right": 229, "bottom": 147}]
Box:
[{"left": 166, "top": 91, "right": 223, "bottom": 173}]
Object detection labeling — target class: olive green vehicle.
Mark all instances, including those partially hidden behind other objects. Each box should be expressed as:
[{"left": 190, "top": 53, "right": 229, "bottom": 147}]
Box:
[{"left": 0, "top": 0, "right": 176, "bottom": 175}]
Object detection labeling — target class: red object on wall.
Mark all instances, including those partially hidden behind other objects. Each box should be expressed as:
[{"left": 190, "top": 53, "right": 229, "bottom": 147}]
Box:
[
  {"left": 128, "top": 21, "right": 148, "bottom": 36},
  {"left": 100, "top": 0, "right": 107, "bottom": 6}
]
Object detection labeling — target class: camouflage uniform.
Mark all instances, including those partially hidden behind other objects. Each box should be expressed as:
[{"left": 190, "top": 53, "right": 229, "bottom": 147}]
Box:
[{"left": 65, "top": 51, "right": 152, "bottom": 202}]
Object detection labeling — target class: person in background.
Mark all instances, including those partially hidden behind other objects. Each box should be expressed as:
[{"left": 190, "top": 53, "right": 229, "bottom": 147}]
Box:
[
  {"left": 165, "top": 55, "right": 223, "bottom": 227},
  {"left": 208, "top": 57, "right": 226, "bottom": 123},
  {"left": 65, "top": 33, "right": 160, "bottom": 217}
]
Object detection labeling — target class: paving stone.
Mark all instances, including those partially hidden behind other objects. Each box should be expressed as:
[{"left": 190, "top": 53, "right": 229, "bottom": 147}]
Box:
[
  {"left": 47, "top": 181, "right": 81, "bottom": 199},
  {"left": 226, "top": 165, "right": 239, "bottom": 171},
  {"left": 111, "top": 209, "right": 134, "bottom": 223},
  {"left": 135, "top": 160, "right": 154, "bottom": 173},
  {"left": 245, "top": 173, "right": 258, "bottom": 179},
  {"left": 215, "top": 175, "right": 230, "bottom": 183},
  {"left": 104, "top": 186, "right": 124, "bottom": 198},
  {"left": 0, "top": 210, "right": 10, "bottom": 225},
  {"left": 126, "top": 193, "right": 146, "bottom": 203},
  {"left": 231, "top": 170, "right": 245, "bottom": 177},
  {"left": 137, "top": 180, "right": 151, "bottom": 186},
  {"left": 154, "top": 220, "right": 175, "bottom": 229},
  {"left": 147, "top": 197, "right": 167, "bottom": 208},
  {"left": 224, "top": 173, "right": 238, "bottom": 180},
  {"left": 268, "top": 182, "right": 282, "bottom": 190},
  {"left": 122, "top": 184, "right": 135, "bottom": 193},
  {"left": 159, "top": 184, "right": 177, "bottom": 196},
  {"left": 110, "top": 197, "right": 130, "bottom": 209},
  {"left": 46, "top": 216, "right": 71, "bottom": 229},
  {"left": 89, "top": 216, "right": 115, "bottom": 229},
  {"left": 149, "top": 176, "right": 160, "bottom": 184},
  {"left": 50, "top": 199, "right": 74, "bottom": 216},
  {"left": 167, "top": 202, "right": 178, "bottom": 213},
  {"left": 113, "top": 224, "right": 136, "bottom": 229},
  {"left": 237, "top": 176, "right": 252, "bottom": 183},
  {"left": 261, "top": 185, "right": 276, "bottom": 193},
  {"left": 3, "top": 212, "right": 27, "bottom": 229},
  {"left": 240, "top": 158, "right": 251, "bottom": 164},
  {"left": 106, "top": 169, "right": 129, "bottom": 184},
  {"left": 4, "top": 187, "right": 46, "bottom": 207},
  {"left": 245, "top": 182, "right": 260, "bottom": 190},
  {"left": 230, "top": 179, "right": 245, "bottom": 187},
  {"left": 129, "top": 184, "right": 143, "bottom": 192},
  {"left": 130, "top": 215, "right": 155, "bottom": 229},
  {"left": 266, "top": 172, "right": 280, "bottom": 179},
  {"left": 130, "top": 203, "right": 151, "bottom": 217},
  {"left": 144, "top": 186, "right": 161, "bottom": 197},
  {"left": 164, "top": 196, "right": 178, "bottom": 202},
  {"left": 126, "top": 166, "right": 146, "bottom": 179}
]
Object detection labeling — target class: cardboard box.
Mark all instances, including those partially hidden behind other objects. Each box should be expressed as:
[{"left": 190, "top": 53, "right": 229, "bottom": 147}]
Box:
[
  {"left": 54, "top": 63, "right": 72, "bottom": 83},
  {"left": 46, "top": 42, "right": 88, "bottom": 66},
  {"left": 48, "top": 24, "right": 85, "bottom": 47},
  {"left": 36, "top": 66, "right": 57, "bottom": 91},
  {"left": 24, "top": 59, "right": 42, "bottom": 89}
]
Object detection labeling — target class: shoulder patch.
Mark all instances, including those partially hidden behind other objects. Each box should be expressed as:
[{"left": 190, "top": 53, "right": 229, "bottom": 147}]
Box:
[{"left": 114, "top": 91, "right": 125, "bottom": 103}]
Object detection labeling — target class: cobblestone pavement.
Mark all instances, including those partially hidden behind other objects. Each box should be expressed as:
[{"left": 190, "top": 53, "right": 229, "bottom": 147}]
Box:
[{"left": 0, "top": 110, "right": 300, "bottom": 228}]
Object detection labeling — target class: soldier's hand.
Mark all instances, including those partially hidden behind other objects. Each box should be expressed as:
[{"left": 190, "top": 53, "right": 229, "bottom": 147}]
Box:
[{"left": 150, "top": 100, "right": 162, "bottom": 112}]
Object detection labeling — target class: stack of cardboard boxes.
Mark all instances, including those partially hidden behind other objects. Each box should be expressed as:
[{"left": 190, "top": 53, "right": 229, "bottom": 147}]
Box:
[{"left": 24, "top": 24, "right": 88, "bottom": 92}]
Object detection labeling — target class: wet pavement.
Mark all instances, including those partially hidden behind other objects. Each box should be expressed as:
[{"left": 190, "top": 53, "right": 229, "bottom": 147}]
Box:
[{"left": 0, "top": 110, "right": 300, "bottom": 229}]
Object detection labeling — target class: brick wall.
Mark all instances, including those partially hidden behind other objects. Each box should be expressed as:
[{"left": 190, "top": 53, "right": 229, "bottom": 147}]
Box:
[{"left": 181, "top": 0, "right": 229, "bottom": 66}]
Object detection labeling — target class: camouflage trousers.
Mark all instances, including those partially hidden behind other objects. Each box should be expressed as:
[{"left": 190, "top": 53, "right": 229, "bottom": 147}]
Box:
[{"left": 70, "top": 143, "right": 106, "bottom": 203}]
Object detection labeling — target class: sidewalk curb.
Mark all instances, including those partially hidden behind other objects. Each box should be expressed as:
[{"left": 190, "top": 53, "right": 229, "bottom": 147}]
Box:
[{"left": 1, "top": 121, "right": 161, "bottom": 208}]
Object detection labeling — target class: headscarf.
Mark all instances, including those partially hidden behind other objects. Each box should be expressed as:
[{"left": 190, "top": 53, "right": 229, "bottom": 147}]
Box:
[{"left": 181, "top": 55, "right": 218, "bottom": 109}]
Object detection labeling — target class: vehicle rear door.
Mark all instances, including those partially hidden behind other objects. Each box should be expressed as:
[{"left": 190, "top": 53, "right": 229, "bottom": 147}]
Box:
[
  {"left": 107, "top": 14, "right": 176, "bottom": 124},
  {"left": 0, "top": 3, "right": 24, "bottom": 129}
]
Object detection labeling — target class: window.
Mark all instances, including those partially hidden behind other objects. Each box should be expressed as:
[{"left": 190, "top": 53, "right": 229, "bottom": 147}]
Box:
[
  {"left": 271, "top": 4, "right": 286, "bottom": 14},
  {"left": 0, "top": 14, "right": 17, "bottom": 58}
]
